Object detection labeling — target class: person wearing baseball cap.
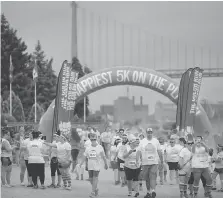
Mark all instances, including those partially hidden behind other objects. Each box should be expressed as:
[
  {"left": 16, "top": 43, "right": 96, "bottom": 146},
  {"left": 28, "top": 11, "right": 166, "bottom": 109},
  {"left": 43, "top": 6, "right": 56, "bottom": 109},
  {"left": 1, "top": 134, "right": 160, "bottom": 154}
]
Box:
[
  {"left": 137, "top": 127, "right": 163, "bottom": 198},
  {"left": 122, "top": 134, "right": 140, "bottom": 197}
]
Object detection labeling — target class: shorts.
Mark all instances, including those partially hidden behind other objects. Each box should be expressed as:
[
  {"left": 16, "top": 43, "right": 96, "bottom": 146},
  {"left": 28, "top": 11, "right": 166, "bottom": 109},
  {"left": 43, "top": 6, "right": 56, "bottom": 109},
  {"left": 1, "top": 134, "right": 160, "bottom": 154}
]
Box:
[
  {"left": 71, "top": 149, "right": 79, "bottom": 161},
  {"left": 214, "top": 168, "right": 223, "bottom": 174},
  {"left": 124, "top": 167, "right": 141, "bottom": 181},
  {"left": 1, "top": 157, "right": 12, "bottom": 166},
  {"left": 142, "top": 164, "right": 158, "bottom": 181},
  {"left": 88, "top": 170, "right": 100, "bottom": 178},
  {"left": 25, "top": 160, "right": 32, "bottom": 176},
  {"left": 110, "top": 161, "right": 118, "bottom": 170},
  {"left": 167, "top": 162, "right": 179, "bottom": 170},
  {"left": 117, "top": 158, "right": 125, "bottom": 171},
  {"left": 188, "top": 172, "right": 194, "bottom": 184}
]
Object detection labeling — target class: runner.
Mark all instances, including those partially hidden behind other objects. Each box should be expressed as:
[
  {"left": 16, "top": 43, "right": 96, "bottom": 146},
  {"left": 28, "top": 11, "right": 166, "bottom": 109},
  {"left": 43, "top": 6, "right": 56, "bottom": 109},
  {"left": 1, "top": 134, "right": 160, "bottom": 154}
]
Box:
[
  {"left": 178, "top": 137, "right": 192, "bottom": 198},
  {"left": 165, "top": 136, "right": 181, "bottom": 185},
  {"left": 212, "top": 144, "right": 223, "bottom": 192},
  {"left": 115, "top": 133, "right": 129, "bottom": 187},
  {"left": 100, "top": 128, "right": 112, "bottom": 159},
  {"left": 27, "top": 131, "right": 46, "bottom": 189},
  {"left": 70, "top": 128, "right": 81, "bottom": 173},
  {"left": 1, "top": 130, "right": 15, "bottom": 187},
  {"left": 48, "top": 134, "right": 61, "bottom": 188},
  {"left": 80, "top": 133, "right": 108, "bottom": 198},
  {"left": 158, "top": 137, "right": 167, "bottom": 185},
  {"left": 136, "top": 127, "right": 164, "bottom": 198},
  {"left": 123, "top": 134, "right": 141, "bottom": 197},
  {"left": 191, "top": 136, "right": 213, "bottom": 198},
  {"left": 110, "top": 137, "right": 121, "bottom": 185},
  {"left": 20, "top": 132, "right": 33, "bottom": 187}
]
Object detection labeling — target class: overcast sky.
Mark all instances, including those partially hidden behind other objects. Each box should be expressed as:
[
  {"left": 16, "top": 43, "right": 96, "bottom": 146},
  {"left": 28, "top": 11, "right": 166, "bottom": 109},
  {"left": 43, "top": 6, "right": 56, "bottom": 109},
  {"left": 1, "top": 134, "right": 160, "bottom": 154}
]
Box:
[{"left": 2, "top": 1, "right": 223, "bottom": 113}]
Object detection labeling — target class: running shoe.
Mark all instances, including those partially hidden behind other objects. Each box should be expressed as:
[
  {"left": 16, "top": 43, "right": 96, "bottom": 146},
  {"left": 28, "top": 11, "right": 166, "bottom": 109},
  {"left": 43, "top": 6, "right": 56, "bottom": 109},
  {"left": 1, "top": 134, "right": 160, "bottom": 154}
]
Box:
[
  {"left": 27, "top": 184, "right": 34, "bottom": 187},
  {"left": 134, "top": 192, "right": 139, "bottom": 197},
  {"left": 33, "top": 185, "right": 38, "bottom": 189},
  {"left": 89, "top": 192, "right": 96, "bottom": 198},
  {"left": 66, "top": 186, "right": 72, "bottom": 190},
  {"left": 40, "top": 185, "right": 46, "bottom": 189},
  {"left": 56, "top": 184, "right": 61, "bottom": 188},
  {"left": 48, "top": 184, "right": 56, "bottom": 188},
  {"left": 95, "top": 188, "right": 99, "bottom": 196},
  {"left": 20, "top": 182, "right": 25, "bottom": 186},
  {"left": 128, "top": 191, "right": 132, "bottom": 196},
  {"left": 151, "top": 191, "right": 156, "bottom": 198},
  {"left": 144, "top": 193, "right": 151, "bottom": 198},
  {"left": 4, "top": 184, "right": 13, "bottom": 188}
]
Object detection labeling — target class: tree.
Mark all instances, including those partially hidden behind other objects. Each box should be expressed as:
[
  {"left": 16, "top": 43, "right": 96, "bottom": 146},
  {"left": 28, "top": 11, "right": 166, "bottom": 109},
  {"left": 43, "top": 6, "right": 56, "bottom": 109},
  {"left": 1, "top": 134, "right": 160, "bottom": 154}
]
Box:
[
  {"left": 1, "top": 90, "right": 25, "bottom": 122},
  {"left": 29, "top": 41, "right": 57, "bottom": 111},
  {"left": 27, "top": 103, "right": 45, "bottom": 122},
  {"left": 1, "top": 14, "right": 32, "bottom": 118},
  {"left": 71, "top": 57, "right": 92, "bottom": 119}
]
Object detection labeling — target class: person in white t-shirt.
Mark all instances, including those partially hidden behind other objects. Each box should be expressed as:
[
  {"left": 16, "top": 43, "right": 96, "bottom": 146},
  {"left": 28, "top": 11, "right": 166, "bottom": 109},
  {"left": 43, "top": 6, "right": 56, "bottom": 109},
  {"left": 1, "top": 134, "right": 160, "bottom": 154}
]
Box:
[
  {"left": 178, "top": 137, "right": 192, "bottom": 198},
  {"left": 165, "top": 137, "right": 182, "bottom": 185},
  {"left": 27, "top": 131, "right": 46, "bottom": 189},
  {"left": 80, "top": 133, "right": 108, "bottom": 198},
  {"left": 191, "top": 136, "right": 213, "bottom": 198},
  {"left": 136, "top": 128, "right": 163, "bottom": 198},
  {"left": 44, "top": 134, "right": 72, "bottom": 190},
  {"left": 100, "top": 128, "right": 112, "bottom": 159}
]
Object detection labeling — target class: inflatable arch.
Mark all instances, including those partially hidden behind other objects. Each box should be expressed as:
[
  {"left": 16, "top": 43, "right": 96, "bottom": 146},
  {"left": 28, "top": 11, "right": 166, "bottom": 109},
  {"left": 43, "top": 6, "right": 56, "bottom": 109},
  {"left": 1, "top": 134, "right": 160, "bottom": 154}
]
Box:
[{"left": 39, "top": 66, "right": 213, "bottom": 142}]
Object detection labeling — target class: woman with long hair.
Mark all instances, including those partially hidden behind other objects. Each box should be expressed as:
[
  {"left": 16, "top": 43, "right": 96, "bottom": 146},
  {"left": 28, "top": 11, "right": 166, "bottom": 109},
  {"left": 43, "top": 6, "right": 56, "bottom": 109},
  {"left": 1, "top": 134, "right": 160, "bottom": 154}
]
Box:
[{"left": 70, "top": 128, "right": 81, "bottom": 173}]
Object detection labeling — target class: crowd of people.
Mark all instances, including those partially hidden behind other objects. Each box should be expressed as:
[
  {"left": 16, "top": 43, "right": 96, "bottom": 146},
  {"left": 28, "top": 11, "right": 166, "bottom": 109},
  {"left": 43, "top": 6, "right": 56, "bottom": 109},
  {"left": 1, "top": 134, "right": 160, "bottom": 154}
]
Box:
[{"left": 1, "top": 125, "right": 223, "bottom": 198}]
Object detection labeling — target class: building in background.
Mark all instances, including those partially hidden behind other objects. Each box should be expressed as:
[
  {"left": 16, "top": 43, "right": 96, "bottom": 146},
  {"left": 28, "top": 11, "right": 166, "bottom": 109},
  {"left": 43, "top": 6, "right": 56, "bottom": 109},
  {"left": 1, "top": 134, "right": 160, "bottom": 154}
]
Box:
[
  {"left": 99, "top": 96, "right": 149, "bottom": 123},
  {"left": 154, "top": 101, "right": 176, "bottom": 122}
]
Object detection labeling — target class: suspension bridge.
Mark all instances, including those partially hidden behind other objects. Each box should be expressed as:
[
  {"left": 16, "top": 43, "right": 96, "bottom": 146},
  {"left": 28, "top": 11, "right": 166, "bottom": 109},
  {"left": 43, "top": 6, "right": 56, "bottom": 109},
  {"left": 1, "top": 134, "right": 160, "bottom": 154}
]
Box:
[{"left": 71, "top": 2, "right": 223, "bottom": 78}]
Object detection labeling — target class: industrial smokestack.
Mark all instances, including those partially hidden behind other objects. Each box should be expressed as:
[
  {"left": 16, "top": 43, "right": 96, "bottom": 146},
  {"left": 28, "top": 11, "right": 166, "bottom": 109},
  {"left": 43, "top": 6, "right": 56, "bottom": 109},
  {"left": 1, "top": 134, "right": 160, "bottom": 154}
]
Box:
[
  {"left": 132, "top": 96, "right": 135, "bottom": 105},
  {"left": 140, "top": 96, "right": 143, "bottom": 105}
]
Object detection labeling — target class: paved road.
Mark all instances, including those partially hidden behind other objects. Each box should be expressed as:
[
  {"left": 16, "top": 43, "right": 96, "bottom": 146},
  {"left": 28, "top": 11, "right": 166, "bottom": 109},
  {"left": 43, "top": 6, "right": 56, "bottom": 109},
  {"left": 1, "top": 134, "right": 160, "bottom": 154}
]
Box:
[{"left": 2, "top": 165, "right": 222, "bottom": 198}]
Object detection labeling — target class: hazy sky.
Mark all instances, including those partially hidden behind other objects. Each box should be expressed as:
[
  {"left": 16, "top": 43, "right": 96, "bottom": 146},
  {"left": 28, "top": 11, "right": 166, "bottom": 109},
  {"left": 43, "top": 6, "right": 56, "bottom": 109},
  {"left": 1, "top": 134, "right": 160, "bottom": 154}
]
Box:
[{"left": 2, "top": 1, "right": 223, "bottom": 113}]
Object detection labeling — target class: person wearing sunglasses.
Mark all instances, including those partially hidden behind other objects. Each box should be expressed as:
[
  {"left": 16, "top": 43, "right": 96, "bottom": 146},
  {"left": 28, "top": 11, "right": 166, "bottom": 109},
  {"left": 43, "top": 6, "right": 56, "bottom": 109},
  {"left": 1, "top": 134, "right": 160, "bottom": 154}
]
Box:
[
  {"left": 136, "top": 128, "right": 163, "bottom": 198},
  {"left": 191, "top": 136, "right": 213, "bottom": 198},
  {"left": 165, "top": 137, "right": 182, "bottom": 185},
  {"left": 80, "top": 133, "right": 108, "bottom": 198}
]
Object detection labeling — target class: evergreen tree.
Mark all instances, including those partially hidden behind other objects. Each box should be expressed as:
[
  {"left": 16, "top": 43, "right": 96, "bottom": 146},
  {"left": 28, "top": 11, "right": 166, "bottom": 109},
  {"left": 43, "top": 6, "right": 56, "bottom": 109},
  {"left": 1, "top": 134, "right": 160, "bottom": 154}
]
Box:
[
  {"left": 1, "top": 91, "right": 25, "bottom": 122},
  {"left": 1, "top": 14, "right": 32, "bottom": 118},
  {"left": 27, "top": 103, "right": 45, "bottom": 122},
  {"left": 29, "top": 41, "right": 57, "bottom": 111},
  {"left": 71, "top": 57, "right": 92, "bottom": 119}
]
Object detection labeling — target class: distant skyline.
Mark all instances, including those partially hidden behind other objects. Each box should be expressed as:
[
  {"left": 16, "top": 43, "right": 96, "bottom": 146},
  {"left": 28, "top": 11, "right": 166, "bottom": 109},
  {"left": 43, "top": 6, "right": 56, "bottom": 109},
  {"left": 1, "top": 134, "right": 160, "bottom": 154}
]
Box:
[{"left": 2, "top": 1, "right": 223, "bottom": 113}]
